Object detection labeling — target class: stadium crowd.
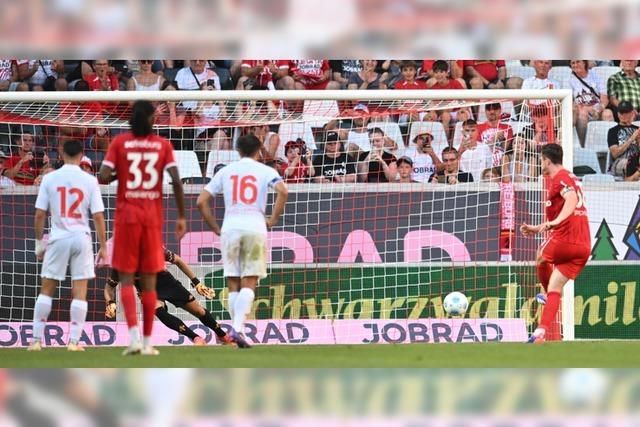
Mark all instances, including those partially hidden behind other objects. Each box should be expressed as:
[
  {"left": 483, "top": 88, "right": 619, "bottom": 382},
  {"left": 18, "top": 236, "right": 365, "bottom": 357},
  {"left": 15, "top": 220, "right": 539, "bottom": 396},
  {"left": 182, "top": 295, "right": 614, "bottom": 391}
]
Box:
[{"left": 0, "top": 59, "right": 639, "bottom": 187}]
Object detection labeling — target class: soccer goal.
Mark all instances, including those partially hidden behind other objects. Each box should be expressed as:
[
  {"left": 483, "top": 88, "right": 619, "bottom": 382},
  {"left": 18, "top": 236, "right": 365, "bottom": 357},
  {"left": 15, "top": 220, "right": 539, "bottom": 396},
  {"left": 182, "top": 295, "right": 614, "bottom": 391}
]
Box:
[{"left": 0, "top": 89, "right": 573, "bottom": 347}]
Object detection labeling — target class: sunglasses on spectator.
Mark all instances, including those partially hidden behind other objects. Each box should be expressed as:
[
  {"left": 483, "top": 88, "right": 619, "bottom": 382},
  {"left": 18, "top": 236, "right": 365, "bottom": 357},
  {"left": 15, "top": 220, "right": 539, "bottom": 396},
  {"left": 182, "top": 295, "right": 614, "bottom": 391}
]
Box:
[{"left": 140, "top": 60, "right": 153, "bottom": 64}]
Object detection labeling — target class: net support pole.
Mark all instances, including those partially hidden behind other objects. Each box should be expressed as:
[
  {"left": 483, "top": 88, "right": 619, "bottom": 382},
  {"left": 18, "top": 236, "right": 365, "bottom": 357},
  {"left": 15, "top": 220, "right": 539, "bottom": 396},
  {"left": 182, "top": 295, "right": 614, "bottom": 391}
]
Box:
[{"left": 561, "top": 92, "right": 575, "bottom": 341}]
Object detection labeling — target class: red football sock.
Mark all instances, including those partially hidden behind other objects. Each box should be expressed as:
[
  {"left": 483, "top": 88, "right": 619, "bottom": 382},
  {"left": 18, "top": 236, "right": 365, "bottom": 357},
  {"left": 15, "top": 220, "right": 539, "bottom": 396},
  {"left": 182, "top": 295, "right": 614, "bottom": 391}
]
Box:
[
  {"left": 141, "top": 290, "right": 157, "bottom": 338},
  {"left": 539, "top": 291, "right": 561, "bottom": 331},
  {"left": 537, "top": 263, "right": 553, "bottom": 292},
  {"left": 120, "top": 285, "right": 138, "bottom": 329}
]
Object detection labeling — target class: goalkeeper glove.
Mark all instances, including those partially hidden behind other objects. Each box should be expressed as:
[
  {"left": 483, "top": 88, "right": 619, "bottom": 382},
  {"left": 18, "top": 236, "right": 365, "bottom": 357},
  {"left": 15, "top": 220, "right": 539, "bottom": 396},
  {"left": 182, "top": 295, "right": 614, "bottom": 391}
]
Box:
[
  {"left": 105, "top": 301, "right": 117, "bottom": 319},
  {"left": 192, "top": 277, "right": 215, "bottom": 299}
]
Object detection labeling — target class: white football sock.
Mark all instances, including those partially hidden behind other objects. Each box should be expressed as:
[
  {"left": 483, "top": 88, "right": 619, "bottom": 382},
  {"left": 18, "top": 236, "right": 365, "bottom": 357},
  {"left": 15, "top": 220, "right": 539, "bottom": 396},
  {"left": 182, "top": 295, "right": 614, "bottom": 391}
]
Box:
[
  {"left": 228, "top": 291, "right": 239, "bottom": 319},
  {"left": 32, "top": 294, "right": 53, "bottom": 341},
  {"left": 232, "top": 288, "right": 255, "bottom": 333},
  {"left": 69, "top": 299, "right": 88, "bottom": 344},
  {"left": 129, "top": 326, "right": 141, "bottom": 346}
]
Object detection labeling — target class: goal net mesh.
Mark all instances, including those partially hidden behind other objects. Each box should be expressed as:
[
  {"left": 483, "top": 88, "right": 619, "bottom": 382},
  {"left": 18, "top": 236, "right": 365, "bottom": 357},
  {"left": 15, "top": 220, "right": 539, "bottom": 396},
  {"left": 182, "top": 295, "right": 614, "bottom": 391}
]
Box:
[{"left": 0, "top": 92, "right": 569, "bottom": 346}]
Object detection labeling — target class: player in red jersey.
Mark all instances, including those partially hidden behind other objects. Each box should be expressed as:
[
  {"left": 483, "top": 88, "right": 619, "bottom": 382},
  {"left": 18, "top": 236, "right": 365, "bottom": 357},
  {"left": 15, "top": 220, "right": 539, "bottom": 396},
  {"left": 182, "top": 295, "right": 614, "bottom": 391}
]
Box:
[
  {"left": 520, "top": 144, "right": 591, "bottom": 343},
  {"left": 99, "top": 100, "right": 187, "bottom": 356}
]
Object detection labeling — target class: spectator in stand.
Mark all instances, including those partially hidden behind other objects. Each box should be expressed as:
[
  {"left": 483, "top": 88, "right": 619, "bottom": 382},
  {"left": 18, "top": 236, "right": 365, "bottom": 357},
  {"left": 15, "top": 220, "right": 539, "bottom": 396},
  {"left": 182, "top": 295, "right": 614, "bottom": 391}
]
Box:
[
  {"left": 522, "top": 104, "right": 558, "bottom": 148},
  {"left": 79, "top": 156, "right": 94, "bottom": 174},
  {"left": 14, "top": 82, "right": 29, "bottom": 91},
  {"left": 313, "top": 131, "right": 357, "bottom": 183},
  {"left": 0, "top": 150, "right": 16, "bottom": 188},
  {"left": 175, "top": 60, "right": 221, "bottom": 112},
  {"left": 247, "top": 124, "right": 281, "bottom": 165},
  {"left": 477, "top": 103, "right": 514, "bottom": 168},
  {"left": 426, "top": 60, "right": 465, "bottom": 140},
  {"left": 608, "top": 101, "right": 640, "bottom": 178},
  {"left": 425, "top": 60, "right": 465, "bottom": 90},
  {"left": 347, "top": 60, "right": 388, "bottom": 90},
  {"left": 236, "top": 60, "right": 288, "bottom": 91},
  {"left": 2, "top": 133, "right": 49, "bottom": 185},
  {"left": 607, "top": 60, "right": 640, "bottom": 115},
  {"left": 420, "top": 60, "right": 466, "bottom": 87},
  {"left": 502, "top": 133, "right": 534, "bottom": 182},
  {"left": 279, "top": 138, "right": 315, "bottom": 183},
  {"left": 356, "top": 127, "right": 398, "bottom": 183},
  {"left": 325, "top": 103, "right": 374, "bottom": 158},
  {"left": 85, "top": 60, "right": 119, "bottom": 91},
  {"left": 570, "top": 60, "right": 613, "bottom": 146},
  {"left": 458, "top": 119, "right": 493, "bottom": 183},
  {"left": 194, "top": 82, "right": 231, "bottom": 164},
  {"left": 379, "top": 60, "right": 403, "bottom": 88},
  {"left": 66, "top": 60, "right": 97, "bottom": 84},
  {"left": 481, "top": 167, "right": 502, "bottom": 183},
  {"left": 288, "top": 60, "right": 341, "bottom": 90},
  {"left": 17, "top": 60, "right": 64, "bottom": 90},
  {"left": 0, "top": 59, "right": 18, "bottom": 91},
  {"left": 625, "top": 152, "right": 640, "bottom": 182},
  {"left": 54, "top": 77, "right": 68, "bottom": 91},
  {"left": 126, "top": 60, "right": 165, "bottom": 91},
  {"left": 464, "top": 60, "right": 507, "bottom": 89},
  {"left": 33, "top": 163, "right": 56, "bottom": 185},
  {"left": 403, "top": 132, "right": 444, "bottom": 183},
  {"left": 430, "top": 147, "right": 473, "bottom": 184},
  {"left": 396, "top": 156, "right": 418, "bottom": 183},
  {"left": 330, "top": 60, "right": 362, "bottom": 89},
  {"left": 521, "top": 60, "right": 560, "bottom": 94},
  {"left": 395, "top": 60, "right": 427, "bottom": 90}
]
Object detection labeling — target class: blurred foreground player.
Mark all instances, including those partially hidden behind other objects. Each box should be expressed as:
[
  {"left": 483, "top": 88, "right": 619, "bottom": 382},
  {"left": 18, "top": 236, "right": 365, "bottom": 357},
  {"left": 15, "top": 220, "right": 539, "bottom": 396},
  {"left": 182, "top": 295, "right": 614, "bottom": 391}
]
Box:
[
  {"left": 197, "top": 135, "right": 289, "bottom": 348},
  {"left": 30, "top": 139, "right": 108, "bottom": 351},
  {"left": 99, "top": 100, "right": 187, "bottom": 356},
  {"left": 520, "top": 144, "right": 591, "bottom": 343},
  {"left": 104, "top": 247, "right": 235, "bottom": 346}
]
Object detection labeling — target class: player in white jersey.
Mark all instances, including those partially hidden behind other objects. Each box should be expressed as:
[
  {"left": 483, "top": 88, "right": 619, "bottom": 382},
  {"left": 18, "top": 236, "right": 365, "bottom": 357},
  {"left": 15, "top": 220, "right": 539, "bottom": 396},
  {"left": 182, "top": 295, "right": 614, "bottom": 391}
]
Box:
[
  {"left": 197, "top": 134, "right": 288, "bottom": 348},
  {"left": 28, "top": 139, "right": 108, "bottom": 352}
]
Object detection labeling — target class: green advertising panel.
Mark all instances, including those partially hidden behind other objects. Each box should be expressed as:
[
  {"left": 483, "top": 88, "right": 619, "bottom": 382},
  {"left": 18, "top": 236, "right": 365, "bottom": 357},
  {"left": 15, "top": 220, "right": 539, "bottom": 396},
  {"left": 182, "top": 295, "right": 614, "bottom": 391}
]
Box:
[{"left": 202, "top": 263, "right": 639, "bottom": 339}]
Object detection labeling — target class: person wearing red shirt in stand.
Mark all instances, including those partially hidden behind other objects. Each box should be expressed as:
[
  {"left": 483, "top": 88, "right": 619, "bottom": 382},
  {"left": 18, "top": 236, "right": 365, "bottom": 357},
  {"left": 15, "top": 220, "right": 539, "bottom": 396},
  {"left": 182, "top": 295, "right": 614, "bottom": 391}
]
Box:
[
  {"left": 237, "top": 60, "right": 289, "bottom": 90},
  {"left": 84, "top": 60, "right": 119, "bottom": 91},
  {"left": 521, "top": 144, "right": 591, "bottom": 344},
  {"left": 464, "top": 60, "right": 507, "bottom": 89},
  {"left": 98, "top": 101, "right": 187, "bottom": 356},
  {"left": 279, "top": 139, "right": 315, "bottom": 183},
  {"left": 288, "top": 60, "right": 341, "bottom": 90},
  {"left": 425, "top": 61, "right": 465, "bottom": 140},
  {"left": 3, "top": 133, "right": 48, "bottom": 185},
  {"left": 420, "top": 60, "right": 466, "bottom": 88},
  {"left": 395, "top": 61, "right": 427, "bottom": 90}
]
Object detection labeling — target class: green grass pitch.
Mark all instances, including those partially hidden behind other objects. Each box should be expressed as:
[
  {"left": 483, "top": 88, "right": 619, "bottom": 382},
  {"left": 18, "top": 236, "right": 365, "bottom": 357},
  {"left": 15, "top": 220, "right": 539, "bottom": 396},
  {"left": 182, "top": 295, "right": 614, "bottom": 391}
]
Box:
[{"left": 3, "top": 342, "right": 640, "bottom": 367}]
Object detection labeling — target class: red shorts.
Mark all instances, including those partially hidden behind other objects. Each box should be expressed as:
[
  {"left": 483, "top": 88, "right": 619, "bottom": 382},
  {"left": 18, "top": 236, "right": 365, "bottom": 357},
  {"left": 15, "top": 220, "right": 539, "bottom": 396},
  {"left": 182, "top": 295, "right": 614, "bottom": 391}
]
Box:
[
  {"left": 112, "top": 223, "right": 165, "bottom": 274},
  {"left": 540, "top": 237, "right": 590, "bottom": 280}
]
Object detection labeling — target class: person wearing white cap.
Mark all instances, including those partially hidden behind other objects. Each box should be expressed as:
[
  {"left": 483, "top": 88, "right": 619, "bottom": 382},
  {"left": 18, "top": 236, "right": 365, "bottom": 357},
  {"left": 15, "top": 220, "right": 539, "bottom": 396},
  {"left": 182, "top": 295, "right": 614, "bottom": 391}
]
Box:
[{"left": 79, "top": 156, "right": 94, "bottom": 174}]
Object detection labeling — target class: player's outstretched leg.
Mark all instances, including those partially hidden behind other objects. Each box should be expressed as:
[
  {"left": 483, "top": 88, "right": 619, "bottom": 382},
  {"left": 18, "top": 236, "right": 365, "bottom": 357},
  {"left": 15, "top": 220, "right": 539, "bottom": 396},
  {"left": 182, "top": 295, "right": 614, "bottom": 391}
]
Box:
[
  {"left": 230, "top": 280, "right": 257, "bottom": 349},
  {"left": 182, "top": 301, "right": 235, "bottom": 346},
  {"left": 29, "top": 278, "right": 57, "bottom": 351},
  {"left": 155, "top": 304, "right": 206, "bottom": 346}
]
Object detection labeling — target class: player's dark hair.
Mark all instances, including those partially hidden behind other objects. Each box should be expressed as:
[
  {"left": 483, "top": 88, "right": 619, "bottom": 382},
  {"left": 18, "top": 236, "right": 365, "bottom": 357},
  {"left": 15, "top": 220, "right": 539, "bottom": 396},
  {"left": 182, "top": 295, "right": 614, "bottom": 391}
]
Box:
[
  {"left": 130, "top": 100, "right": 155, "bottom": 137},
  {"left": 541, "top": 143, "right": 563, "bottom": 164},
  {"left": 432, "top": 60, "right": 449, "bottom": 73},
  {"left": 62, "top": 139, "right": 83, "bottom": 158},
  {"left": 236, "top": 134, "right": 262, "bottom": 157}
]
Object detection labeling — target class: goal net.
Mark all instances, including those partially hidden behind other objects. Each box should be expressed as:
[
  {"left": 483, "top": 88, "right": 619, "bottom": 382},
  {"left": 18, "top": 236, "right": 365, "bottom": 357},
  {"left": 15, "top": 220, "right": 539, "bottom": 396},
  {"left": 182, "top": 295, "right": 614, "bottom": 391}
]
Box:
[{"left": 0, "top": 89, "right": 573, "bottom": 347}]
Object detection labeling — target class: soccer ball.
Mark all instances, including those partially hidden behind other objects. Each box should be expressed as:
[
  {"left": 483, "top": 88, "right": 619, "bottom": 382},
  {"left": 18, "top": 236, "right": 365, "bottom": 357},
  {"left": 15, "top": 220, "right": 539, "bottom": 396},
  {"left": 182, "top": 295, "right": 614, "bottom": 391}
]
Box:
[{"left": 443, "top": 292, "right": 469, "bottom": 316}]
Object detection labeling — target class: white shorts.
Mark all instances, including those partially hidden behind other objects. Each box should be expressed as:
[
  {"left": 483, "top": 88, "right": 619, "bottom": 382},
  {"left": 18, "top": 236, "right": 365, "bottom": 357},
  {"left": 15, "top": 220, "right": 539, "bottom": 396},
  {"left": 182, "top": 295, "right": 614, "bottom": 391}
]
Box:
[
  {"left": 221, "top": 230, "right": 267, "bottom": 279},
  {"left": 41, "top": 233, "right": 95, "bottom": 281}
]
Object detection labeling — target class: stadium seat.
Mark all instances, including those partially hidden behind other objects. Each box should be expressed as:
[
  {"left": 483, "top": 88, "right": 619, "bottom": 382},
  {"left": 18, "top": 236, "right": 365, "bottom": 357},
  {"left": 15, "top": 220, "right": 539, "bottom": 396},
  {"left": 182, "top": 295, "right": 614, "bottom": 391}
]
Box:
[
  {"left": 205, "top": 150, "right": 240, "bottom": 178},
  {"left": 278, "top": 122, "right": 316, "bottom": 149},
  {"left": 408, "top": 121, "right": 448, "bottom": 158},
  {"left": 573, "top": 147, "right": 602, "bottom": 174},
  {"left": 549, "top": 66, "right": 572, "bottom": 89},
  {"left": 165, "top": 150, "right": 202, "bottom": 183},
  {"left": 476, "top": 101, "right": 514, "bottom": 122},
  {"left": 506, "top": 65, "right": 535, "bottom": 80},
  {"left": 367, "top": 121, "right": 405, "bottom": 150},
  {"left": 303, "top": 100, "right": 339, "bottom": 128},
  {"left": 591, "top": 66, "right": 620, "bottom": 88},
  {"left": 581, "top": 173, "right": 615, "bottom": 183},
  {"left": 163, "top": 68, "right": 178, "bottom": 83},
  {"left": 585, "top": 121, "right": 615, "bottom": 154}
]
